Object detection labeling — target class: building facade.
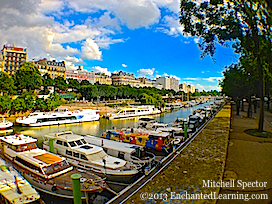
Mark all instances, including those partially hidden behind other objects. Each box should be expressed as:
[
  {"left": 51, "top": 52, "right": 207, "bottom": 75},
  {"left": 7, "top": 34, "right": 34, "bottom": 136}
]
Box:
[
  {"left": 179, "top": 83, "right": 195, "bottom": 93},
  {"left": 66, "top": 66, "right": 95, "bottom": 83},
  {"left": 1, "top": 45, "right": 27, "bottom": 74},
  {"left": 111, "top": 71, "right": 137, "bottom": 86},
  {"left": 35, "top": 58, "right": 66, "bottom": 79},
  {"left": 94, "top": 73, "right": 112, "bottom": 85},
  {"left": 156, "top": 76, "right": 179, "bottom": 92}
]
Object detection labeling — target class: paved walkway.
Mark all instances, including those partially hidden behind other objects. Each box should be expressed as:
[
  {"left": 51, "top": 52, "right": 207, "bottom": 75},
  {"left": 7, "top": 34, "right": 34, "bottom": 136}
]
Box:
[{"left": 218, "top": 103, "right": 272, "bottom": 204}]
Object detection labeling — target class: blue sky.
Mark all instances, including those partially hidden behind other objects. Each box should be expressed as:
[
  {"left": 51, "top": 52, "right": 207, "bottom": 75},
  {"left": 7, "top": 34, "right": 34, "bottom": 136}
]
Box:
[{"left": 0, "top": 0, "right": 239, "bottom": 91}]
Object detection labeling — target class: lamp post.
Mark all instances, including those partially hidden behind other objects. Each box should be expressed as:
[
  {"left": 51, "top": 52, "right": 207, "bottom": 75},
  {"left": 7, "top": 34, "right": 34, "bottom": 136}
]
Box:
[{"left": 248, "top": 73, "right": 252, "bottom": 117}]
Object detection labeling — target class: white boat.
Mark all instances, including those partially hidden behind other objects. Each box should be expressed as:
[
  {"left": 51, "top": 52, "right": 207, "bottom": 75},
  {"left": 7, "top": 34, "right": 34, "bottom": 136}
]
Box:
[
  {"left": 0, "top": 117, "right": 13, "bottom": 130},
  {"left": 106, "top": 106, "right": 161, "bottom": 119},
  {"left": 0, "top": 158, "right": 41, "bottom": 204},
  {"left": 43, "top": 131, "right": 140, "bottom": 183},
  {"left": 15, "top": 108, "right": 100, "bottom": 127},
  {"left": 0, "top": 134, "right": 106, "bottom": 200},
  {"left": 83, "top": 135, "right": 155, "bottom": 166}
]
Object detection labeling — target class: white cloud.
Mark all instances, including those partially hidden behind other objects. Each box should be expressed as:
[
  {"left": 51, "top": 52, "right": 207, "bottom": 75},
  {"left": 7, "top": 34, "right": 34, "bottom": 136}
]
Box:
[
  {"left": 80, "top": 38, "right": 102, "bottom": 60},
  {"left": 137, "top": 68, "right": 155, "bottom": 77},
  {"left": 122, "top": 64, "right": 127, "bottom": 67},
  {"left": 114, "top": 0, "right": 161, "bottom": 29},
  {"left": 91, "top": 66, "right": 111, "bottom": 76},
  {"left": 158, "top": 15, "right": 184, "bottom": 37},
  {"left": 39, "top": 0, "right": 65, "bottom": 13},
  {"left": 196, "top": 84, "right": 221, "bottom": 92},
  {"left": 170, "top": 75, "right": 181, "bottom": 80},
  {"left": 203, "top": 77, "right": 223, "bottom": 83},
  {"left": 183, "top": 77, "right": 201, "bottom": 81}
]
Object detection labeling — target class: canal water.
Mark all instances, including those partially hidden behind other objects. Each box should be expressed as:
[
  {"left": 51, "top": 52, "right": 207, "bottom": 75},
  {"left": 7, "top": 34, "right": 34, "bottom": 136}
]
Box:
[
  {"left": 10, "top": 101, "right": 215, "bottom": 204},
  {"left": 13, "top": 101, "right": 214, "bottom": 147}
]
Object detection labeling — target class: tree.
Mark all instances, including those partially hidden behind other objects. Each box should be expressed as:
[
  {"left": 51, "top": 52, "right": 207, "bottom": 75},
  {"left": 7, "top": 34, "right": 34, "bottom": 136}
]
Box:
[
  {"left": 54, "top": 76, "right": 67, "bottom": 92},
  {"left": 0, "top": 72, "right": 16, "bottom": 95},
  {"left": 67, "top": 78, "right": 80, "bottom": 91},
  {"left": 13, "top": 62, "right": 43, "bottom": 92},
  {"left": 180, "top": 0, "right": 272, "bottom": 131}
]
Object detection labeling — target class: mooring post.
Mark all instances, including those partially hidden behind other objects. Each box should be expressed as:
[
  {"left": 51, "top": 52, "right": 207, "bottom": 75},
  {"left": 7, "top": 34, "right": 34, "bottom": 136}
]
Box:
[
  {"left": 184, "top": 122, "right": 188, "bottom": 138},
  {"left": 71, "top": 174, "right": 82, "bottom": 204},
  {"left": 49, "top": 138, "right": 54, "bottom": 153}
]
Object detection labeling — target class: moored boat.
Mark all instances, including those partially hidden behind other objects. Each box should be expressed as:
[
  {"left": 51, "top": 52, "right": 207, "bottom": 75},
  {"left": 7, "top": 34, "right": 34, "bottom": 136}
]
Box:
[
  {"left": 0, "top": 158, "right": 41, "bottom": 204},
  {"left": 105, "top": 105, "right": 161, "bottom": 119},
  {"left": 43, "top": 131, "right": 140, "bottom": 183},
  {"left": 0, "top": 117, "right": 13, "bottom": 130},
  {"left": 102, "top": 129, "right": 174, "bottom": 153},
  {"left": 83, "top": 135, "right": 155, "bottom": 166},
  {"left": 0, "top": 134, "right": 106, "bottom": 200},
  {"left": 15, "top": 108, "right": 100, "bottom": 127}
]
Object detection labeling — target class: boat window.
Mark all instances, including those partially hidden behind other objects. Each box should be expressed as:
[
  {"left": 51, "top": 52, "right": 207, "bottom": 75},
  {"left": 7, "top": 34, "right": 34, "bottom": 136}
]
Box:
[
  {"left": 66, "top": 150, "right": 72, "bottom": 156},
  {"left": 20, "top": 144, "right": 28, "bottom": 151},
  {"left": 69, "top": 141, "right": 77, "bottom": 147},
  {"left": 48, "top": 118, "right": 58, "bottom": 121},
  {"left": 15, "top": 157, "right": 42, "bottom": 174},
  {"left": 43, "top": 165, "right": 54, "bottom": 174},
  {"left": 71, "top": 116, "right": 77, "bottom": 120},
  {"left": 80, "top": 154, "right": 88, "bottom": 160},
  {"left": 56, "top": 140, "right": 63, "bottom": 145},
  {"left": 118, "top": 152, "right": 125, "bottom": 160},
  {"left": 73, "top": 152, "right": 79, "bottom": 158},
  {"left": 63, "top": 142, "right": 68, "bottom": 147},
  {"left": 75, "top": 140, "right": 82, "bottom": 145},
  {"left": 27, "top": 142, "right": 37, "bottom": 150},
  {"left": 81, "top": 139, "right": 87, "bottom": 144},
  {"left": 37, "top": 119, "right": 43, "bottom": 123},
  {"left": 53, "top": 163, "right": 62, "bottom": 171}
]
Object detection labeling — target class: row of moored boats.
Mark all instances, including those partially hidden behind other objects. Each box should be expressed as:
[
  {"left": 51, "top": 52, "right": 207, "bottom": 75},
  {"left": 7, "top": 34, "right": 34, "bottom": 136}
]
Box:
[{"left": 0, "top": 98, "right": 225, "bottom": 203}]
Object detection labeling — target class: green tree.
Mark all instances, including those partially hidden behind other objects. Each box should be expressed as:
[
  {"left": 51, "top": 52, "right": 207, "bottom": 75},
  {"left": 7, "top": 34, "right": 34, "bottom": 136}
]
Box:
[
  {"left": 0, "top": 72, "right": 16, "bottom": 95},
  {"left": 13, "top": 62, "right": 43, "bottom": 92},
  {"left": 180, "top": 0, "right": 272, "bottom": 131},
  {"left": 67, "top": 78, "right": 80, "bottom": 91},
  {"left": 0, "top": 95, "right": 12, "bottom": 114},
  {"left": 54, "top": 76, "right": 67, "bottom": 92}
]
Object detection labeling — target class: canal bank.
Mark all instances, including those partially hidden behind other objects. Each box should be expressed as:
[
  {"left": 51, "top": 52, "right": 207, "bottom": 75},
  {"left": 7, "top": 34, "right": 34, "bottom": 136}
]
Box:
[{"left": 124, "top": 104, "right": 231, "bottom": 203}]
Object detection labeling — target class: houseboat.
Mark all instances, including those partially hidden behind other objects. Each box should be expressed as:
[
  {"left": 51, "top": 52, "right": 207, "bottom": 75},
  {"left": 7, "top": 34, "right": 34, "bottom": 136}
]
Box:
[
  {"left": 15, "top": 108, "right": 100, "bottom": 127},
  {"left": 83, "top": 135, "right": 155, "bottom": 166},
  {"left": 102, "top": 129, "right": 174, "bottom": 153},
  {"left": 0, "top": 134, "right": 106, "bottom": 200},
  {"left": 43, "top": 131, "right": 140, "bottom": 183},
  {"left": 106, "top": 106, "right": 161, "bottom": 119},
  {"left": 0, "top": 158, "right": 41, "bottom": 204}
]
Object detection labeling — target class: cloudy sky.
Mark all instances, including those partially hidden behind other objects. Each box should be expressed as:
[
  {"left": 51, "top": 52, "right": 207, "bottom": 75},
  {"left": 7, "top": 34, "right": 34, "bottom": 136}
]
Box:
[{"left": 0, "top": 0, "right": 239, "bottom": 91}]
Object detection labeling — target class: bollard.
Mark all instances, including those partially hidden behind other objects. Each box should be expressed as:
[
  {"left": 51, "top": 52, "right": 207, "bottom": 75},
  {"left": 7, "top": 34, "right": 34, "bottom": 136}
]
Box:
[
  {"left": 49, "top": 138, "right": 54, "bottom": 153},
  {"left": 71, "top": 174, "right": 82, "bottom": 204},
  {"left": 184, "top": 122, "right": 188, "bottom": 138},
  {"left": 144, "top": 166, "right": 149, "bottom": 175}
]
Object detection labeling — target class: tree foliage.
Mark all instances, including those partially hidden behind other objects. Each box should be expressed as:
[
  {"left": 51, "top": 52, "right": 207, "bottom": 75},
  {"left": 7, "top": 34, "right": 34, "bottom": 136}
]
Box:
[
  {"left": 13, "top": 62, "right": 43, "bottom": 92},
  {"left": 0, "top": 72, "right": 16, "bottom": 95},
  {"left": 180, "top": 0, "right": 272, "bottom": 131}
]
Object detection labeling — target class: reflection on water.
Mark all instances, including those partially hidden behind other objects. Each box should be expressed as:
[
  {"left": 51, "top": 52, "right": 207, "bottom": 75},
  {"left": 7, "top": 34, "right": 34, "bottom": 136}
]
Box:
[{"left": 13, "top": 101, "right": 214, "bottom": 143}]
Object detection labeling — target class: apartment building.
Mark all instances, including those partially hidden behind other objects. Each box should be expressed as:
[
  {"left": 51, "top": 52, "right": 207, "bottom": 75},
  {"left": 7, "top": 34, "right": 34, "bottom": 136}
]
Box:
[
  {"left": 179, "top": 83, "right": 195, "bottom": 93},
  {"left": 95, "top": 73, "right": 112, "bottom": 85},
  {"left": 1, "top": 45, "right": 27, "bottom": 74},
  {"left": 156, "top": 76, "right": 179, "bottom": 92},
  {"left": 35, "top": 58, "right": 66, "bottom": 79},
  {"left": 111, "top": 71, "right": 137, "bottom": 86},
  {"left": 66, "top": 66, "right": 95, "bottom": 83}
]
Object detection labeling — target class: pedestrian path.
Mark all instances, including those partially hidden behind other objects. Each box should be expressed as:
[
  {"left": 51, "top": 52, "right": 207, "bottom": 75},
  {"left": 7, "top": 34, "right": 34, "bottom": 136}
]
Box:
[{"left": 218, "top": 103, "right": 272, "bottom": 204}]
